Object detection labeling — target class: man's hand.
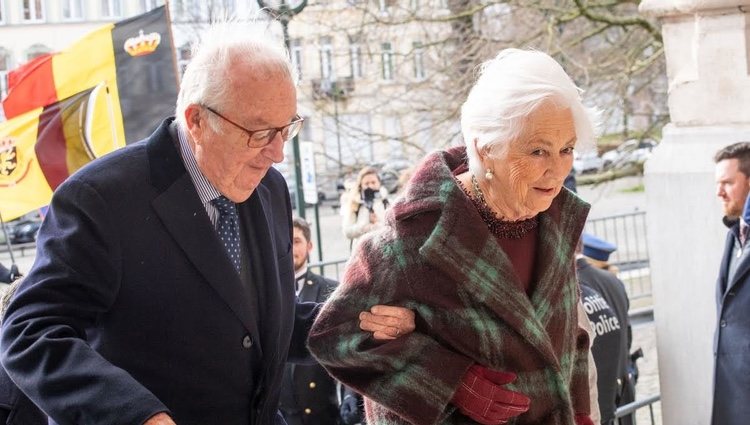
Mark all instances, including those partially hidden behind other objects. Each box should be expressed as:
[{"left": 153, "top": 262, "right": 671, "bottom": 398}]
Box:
[
  {"left": 359, "top": 305, "right": 416, "bottom": 340},
  {"left": 451, "top": 365, "right": 530, "bottom": 425},
  {"left": 144, "top": 412, "right": 176, "bottom": 425}
]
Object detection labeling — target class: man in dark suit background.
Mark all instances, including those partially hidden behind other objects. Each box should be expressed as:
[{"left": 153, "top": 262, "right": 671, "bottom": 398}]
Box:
[
  {"left": 712, "top": 142, "right": 750, "bottom": 425},
  {"left": 0, "top": 23, "right": 413, "bottom": 425},
  {"left": 280, "top": 217, "right": 339, "bottom": 425}
]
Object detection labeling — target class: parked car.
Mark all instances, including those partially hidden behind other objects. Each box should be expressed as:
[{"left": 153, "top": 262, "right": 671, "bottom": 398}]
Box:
[
  {"left": 602, "top": 139, "right": 657, "bottom": 170},
  {"left": 3, "top": 211, "right": 44, "bottom": 245},
  {"left": 573, "top": 151, "right": 604, "bottom": 175},
  {"left": 10, "top": 218, "right": 42, "bottom": 244}
]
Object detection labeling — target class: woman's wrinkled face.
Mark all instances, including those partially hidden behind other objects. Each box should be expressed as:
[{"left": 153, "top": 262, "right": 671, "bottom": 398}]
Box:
[{"left": 483, "top": 102, "right": 577, "bottom": 217}]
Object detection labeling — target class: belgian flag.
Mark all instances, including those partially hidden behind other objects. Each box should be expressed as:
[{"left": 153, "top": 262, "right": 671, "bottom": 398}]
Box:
[
  {"left": 0, "top": 86, "right": 104, "bottom": 220},
  {"left": 2, "top": 5, "right": 178, "bottom": 146},
  {"left": 0, "top": 6, "right": 178, "bottom": 221}
]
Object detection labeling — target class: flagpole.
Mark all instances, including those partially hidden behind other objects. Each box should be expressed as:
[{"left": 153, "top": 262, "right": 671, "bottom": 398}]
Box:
[
  {"left": 104, "top": 85, "right": 119, "bottom": 149},
  {"left": 0, "top": 211, "right": 17, "bottom": 268},
  {"left": 163, "top": 3, "right": 181, "bottom": 89}
]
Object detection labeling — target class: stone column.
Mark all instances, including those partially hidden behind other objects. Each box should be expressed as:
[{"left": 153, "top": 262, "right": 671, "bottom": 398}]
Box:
[{"left": 638, "top": 1, "right": 750, "bottom": 424}]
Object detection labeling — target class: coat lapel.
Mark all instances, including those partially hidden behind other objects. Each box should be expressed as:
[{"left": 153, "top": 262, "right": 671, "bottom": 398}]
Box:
[
  {"left": 147, "top": 121, "right": 259, "bottom": 337},
  {"left": 241, "top": 182, "right": 284, "bottom": 365},
  {"left": 728, "top": 242, "right": 750, "bottom": 295},
  {"left": 299, "top": 274, "right": 320, "bottom": 303},
  {"left": 417, "top": 179, "right": 560, "bottom": 367},
  {"left": 531, "top": 190, "right": 589, "bottom": 327}
]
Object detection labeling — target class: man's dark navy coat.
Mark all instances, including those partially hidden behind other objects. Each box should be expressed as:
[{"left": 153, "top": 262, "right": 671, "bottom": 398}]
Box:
[
  {"left": 712, "top": 221, "right": 750, "bottom": 425},
  {"left": 0, "top": 118, "right": 318, "bottom": 425}
]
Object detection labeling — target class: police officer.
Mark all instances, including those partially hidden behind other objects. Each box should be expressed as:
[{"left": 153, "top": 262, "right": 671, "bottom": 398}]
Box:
[
  {"left": 279, "top": 217, "right": 340, "bottom": 425},
  {"left": 578, "top": 234, "right": 634, "bottom": 425}
]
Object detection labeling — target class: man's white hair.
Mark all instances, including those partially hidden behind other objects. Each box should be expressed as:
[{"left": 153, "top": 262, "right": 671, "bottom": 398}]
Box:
[
  {"left": 461, "top": 48, "right": 599, "bottom": 178},
  {"left": 174, "top": 21, "right": 298, "bottom": 131}
]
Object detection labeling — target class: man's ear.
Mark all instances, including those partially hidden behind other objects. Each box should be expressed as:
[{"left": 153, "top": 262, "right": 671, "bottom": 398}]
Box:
[{"left": 184, "top": 104, "right": 204, "bottom": 141}]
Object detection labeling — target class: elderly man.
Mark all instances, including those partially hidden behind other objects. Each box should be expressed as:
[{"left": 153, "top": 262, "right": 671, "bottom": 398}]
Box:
[
  {"left": 0, "top": 24, "right": 412, "bottom": 425},
  {"left": 712, "top": 141, "right": 750, "bottom": 425}
]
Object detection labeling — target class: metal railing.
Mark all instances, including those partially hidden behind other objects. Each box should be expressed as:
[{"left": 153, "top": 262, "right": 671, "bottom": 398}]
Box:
[
  {"left": 615, "top": 394, "right": 661, "bottom": 424},
  {"left": 309, "top": 258, "right": 349, "bottom": 281},
  {"left": 584, "top": 211, "right": 651, "bottom": 301}
]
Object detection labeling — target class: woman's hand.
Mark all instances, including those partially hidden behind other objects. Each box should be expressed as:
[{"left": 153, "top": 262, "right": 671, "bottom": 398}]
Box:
[
  {"left": 359, "top": 305, "right": 416, "bottom": 340},
  {"left": 451, "top": 365, "right": 530, "bottom": 425}
]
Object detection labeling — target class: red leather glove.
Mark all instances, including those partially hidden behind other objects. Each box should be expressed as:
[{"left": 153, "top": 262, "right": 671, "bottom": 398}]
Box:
[
  {"left": 451, "top": 364, "right": 531, "bottom": 425},
  {"left": 574, "top": 414, "right": 595, "bottom": 425}
]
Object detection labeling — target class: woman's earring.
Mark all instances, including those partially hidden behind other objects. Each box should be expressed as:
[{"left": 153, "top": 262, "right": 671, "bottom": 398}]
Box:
[{"left": 485, "top": 169, "right": 494, "bottom": 180}]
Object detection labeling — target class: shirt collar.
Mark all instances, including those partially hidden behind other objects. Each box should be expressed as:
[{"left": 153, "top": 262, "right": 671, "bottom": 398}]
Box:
[
  {"left": 295, "top": 265, "right": 308, "bottom": 281},
  {"left": 176, "top": 124, "right": 222, "bottom": 205}
]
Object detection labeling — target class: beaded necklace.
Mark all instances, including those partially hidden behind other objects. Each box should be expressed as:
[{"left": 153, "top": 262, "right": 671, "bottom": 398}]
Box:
[{"left": 458, "top": 174, "right": 538, "bottom": 239}]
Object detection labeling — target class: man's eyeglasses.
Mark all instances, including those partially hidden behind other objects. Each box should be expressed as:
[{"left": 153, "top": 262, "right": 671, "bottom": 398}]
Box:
[{"left": 203, "top": 106, "right": 304, "bottom": 148}]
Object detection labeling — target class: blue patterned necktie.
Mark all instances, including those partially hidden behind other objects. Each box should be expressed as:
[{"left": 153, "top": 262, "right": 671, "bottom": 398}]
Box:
[{"left": 212, "top": 196, "right": 241, "bottom": 272}]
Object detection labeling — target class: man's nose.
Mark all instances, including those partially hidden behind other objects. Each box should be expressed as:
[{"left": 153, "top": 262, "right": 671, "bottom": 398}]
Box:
[{"left": 264, "top": 133, "right": 286, "bottom": 163}]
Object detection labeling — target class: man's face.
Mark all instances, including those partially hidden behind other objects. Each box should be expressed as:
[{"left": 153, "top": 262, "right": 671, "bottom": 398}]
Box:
[
  {"left": 292, "top": 227, "right": 312, "bottom": 272},
  {"left": 185, "top": 60, "right": 298, "bottom": 203},
  {"left": 715, "top": 158, "right": 750, "bottom": 218}
]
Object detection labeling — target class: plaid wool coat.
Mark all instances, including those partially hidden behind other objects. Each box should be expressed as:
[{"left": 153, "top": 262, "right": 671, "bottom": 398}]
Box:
[{"left": 308, "top": 147, "right": 592, "bottom": 425}]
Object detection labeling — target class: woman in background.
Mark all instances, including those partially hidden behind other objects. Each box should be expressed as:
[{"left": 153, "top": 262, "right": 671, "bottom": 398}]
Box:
[{"left": 341, "top": 166, "right": 390, "bottom": 249}]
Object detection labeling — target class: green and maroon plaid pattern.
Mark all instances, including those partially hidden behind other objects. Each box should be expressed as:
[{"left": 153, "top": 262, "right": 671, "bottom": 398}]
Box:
[{"left": 308, "top": 147, "right": 591, "bottom": 425}]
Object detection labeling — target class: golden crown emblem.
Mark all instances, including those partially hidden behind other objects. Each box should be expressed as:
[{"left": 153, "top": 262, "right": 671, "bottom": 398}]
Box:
[{"left": 123, "top": 30, "right": 161, "bottom": 57}]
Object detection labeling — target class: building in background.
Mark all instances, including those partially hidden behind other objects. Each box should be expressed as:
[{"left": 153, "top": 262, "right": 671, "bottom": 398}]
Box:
[{"left": 0, "top": 0, "right": 668, "bottom": 195}]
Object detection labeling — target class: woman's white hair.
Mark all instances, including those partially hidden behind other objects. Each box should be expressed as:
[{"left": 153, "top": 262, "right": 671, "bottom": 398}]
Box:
[
  {"left": 174, "top": 20, "right": 298, "bottom": 131},
  {"left": 461, "top": 48, "right": 599, "bottom": 178}
]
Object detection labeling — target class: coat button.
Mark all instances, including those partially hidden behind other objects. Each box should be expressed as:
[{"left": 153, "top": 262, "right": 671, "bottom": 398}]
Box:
[
  {"left": 720, "top": 320, "right": 727, "bottom": 328},
  {"left": 304, "top": 408, "right": 312, "bottom": 415},
  {"left": 309, "top": 382, "right": 316, "bottom": 389},
  {"left": 242, "top": 335, "right": 253, "bottom": 348}
]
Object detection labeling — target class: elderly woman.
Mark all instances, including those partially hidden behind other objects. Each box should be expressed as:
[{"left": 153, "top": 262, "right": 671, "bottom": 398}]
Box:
[{"left": 308, "top": 48, "right": 597, "bottom": 425}]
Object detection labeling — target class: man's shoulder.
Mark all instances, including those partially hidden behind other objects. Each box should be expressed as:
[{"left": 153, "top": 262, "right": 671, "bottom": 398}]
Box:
[
  {"left": 307, "top": 271, "right": 338, "bottom": 288},
  {"left": 64, "top": 141, "right": 149, "bottom": 190}
]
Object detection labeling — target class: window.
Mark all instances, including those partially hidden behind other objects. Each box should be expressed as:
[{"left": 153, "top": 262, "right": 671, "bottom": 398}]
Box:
[
  {"left": 62, "top": 0, "right": 84, "bottom": 20},
  {"left": 141, "top": 0, "right": 165, "bottom": 11},
  {"left": 177, "top": 43, "right": 191, "bottom": 76},
  {"left": 413, "top": 41, "right": 425, "bottom": 80},
  {"left": 22, "top": 0, "right": 45, "bottom": 22},
  {"left": 349, "top": 42, "right": 362, "bottom": 79},
  {"left": 0, "top": 50, "right": 9, "bottom": 99},
  {"left": 319, "top": 36, "right": 333, "bottom": 80},
  {"left": 0, "top": 0, "right": 5, "bottom": 24},
  {"left": 291, "top": 38, "right": 303, "bottom": 80},
  {"left": 26, "top": 44, "right": 51, "bottom": 61},
  {"left": 172, "top": 0, "right": 193, "bottom": 20},
  {"left": 381, "top": 42, "right": 393, "bottom": 81},
  {"left": 101, "top": 0, "right": 122, "bottom": 18},
  {"left": 377, "top": 0, "right": 395, "bottom": 12},
  {"left": 220, "top": 0, "right": 236, "bottom": 15}
]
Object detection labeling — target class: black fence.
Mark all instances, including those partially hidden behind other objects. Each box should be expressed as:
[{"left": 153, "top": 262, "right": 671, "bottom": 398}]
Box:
[{"left": 584, "top": 211, "right": 651, "bottom": 301}]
